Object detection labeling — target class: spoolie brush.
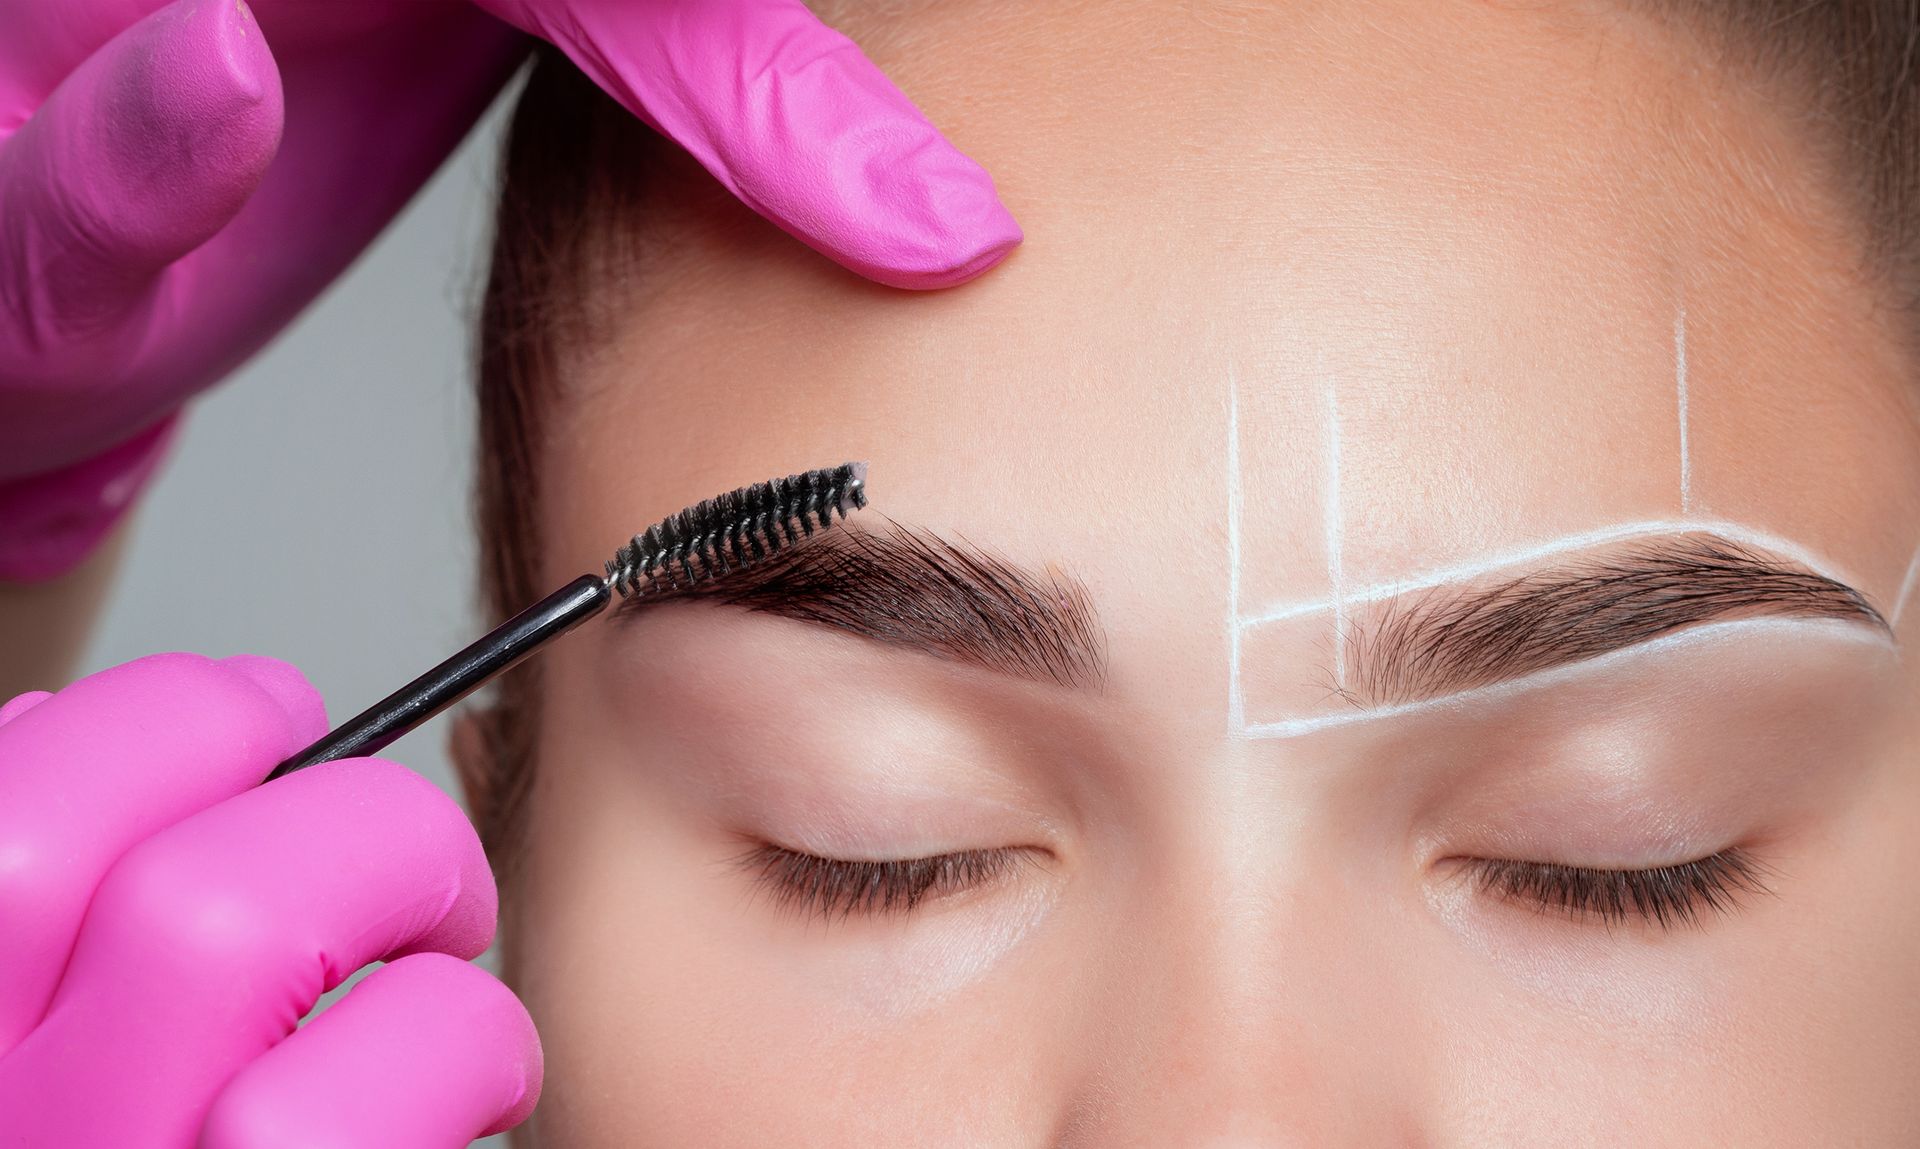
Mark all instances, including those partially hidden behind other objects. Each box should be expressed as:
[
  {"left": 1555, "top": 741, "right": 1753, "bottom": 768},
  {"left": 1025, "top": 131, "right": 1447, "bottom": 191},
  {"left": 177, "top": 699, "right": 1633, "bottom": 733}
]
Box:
[{"left": 266, "top": 462, "right": 868, "bottom": 780}]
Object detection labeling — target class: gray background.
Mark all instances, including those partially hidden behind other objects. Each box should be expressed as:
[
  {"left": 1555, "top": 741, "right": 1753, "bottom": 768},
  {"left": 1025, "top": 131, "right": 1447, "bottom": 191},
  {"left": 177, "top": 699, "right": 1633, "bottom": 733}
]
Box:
[{"left": 80, "top": 77, "right": 521, "bottom": 1146}]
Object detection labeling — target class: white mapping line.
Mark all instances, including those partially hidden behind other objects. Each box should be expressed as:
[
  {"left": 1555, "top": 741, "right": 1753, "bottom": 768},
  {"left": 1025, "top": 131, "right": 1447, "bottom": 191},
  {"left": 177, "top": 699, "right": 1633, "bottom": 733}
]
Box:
[
  {"left": 1325, "top": 375, "right": 1346, "bottom": 689},
  {"left": 1241, "top": 616, "right": 1895, "bottom": 740},
  {"left": 1676, "top": 303, "right": 1691, "bottom": 514},
  {"left": 1226, "top": 365, "right": 1245, "bottom": 733},
  {"left": 1894, "top": 541, "right": 1920, "bottom": 628},
  {"left": 1237, "top": 517, "right": 1865, "bottom": 630}
]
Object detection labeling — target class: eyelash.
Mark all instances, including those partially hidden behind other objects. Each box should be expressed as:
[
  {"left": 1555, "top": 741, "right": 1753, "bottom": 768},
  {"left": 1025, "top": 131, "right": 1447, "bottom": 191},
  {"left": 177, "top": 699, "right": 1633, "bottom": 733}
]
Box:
[
  {"left": 739, "top": 844, "right": 1031, "bottom": 919},
  {"left": 740, "top": 844, "right": 1774, "bottom": 929},
  {"left": 1463, "top": 848, "right": 1773, "bottom": 929}
]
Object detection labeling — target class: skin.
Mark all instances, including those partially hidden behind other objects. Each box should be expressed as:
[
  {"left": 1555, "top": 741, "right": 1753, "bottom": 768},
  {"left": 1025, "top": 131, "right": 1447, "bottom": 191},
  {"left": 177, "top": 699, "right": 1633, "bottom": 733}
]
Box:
[{"left": 470, "top": 1, "right": 1920, "bottom": 1143}]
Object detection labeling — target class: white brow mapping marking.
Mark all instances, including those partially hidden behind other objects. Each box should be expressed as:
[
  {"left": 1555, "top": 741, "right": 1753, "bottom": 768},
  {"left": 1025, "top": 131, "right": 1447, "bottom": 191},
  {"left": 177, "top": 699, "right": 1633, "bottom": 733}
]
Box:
[
  {"left": 1240, "top": 616, "right": 1893, "bottom": 739},
  {"left": 1675, "top": 303, "right": 1691, "bottom": 514},
  {"left": 1325, "top": 374, "right": 1346, "bottom": 689},
  {"left": 1894, "top": 541, "right": 1920, "bottom": 628},
  {"left": 1236, "top": 517, "right": 1861, "bottom": 630},
  {"left": 1226, "top": 365, "right": 1246, "bottom": 732}
]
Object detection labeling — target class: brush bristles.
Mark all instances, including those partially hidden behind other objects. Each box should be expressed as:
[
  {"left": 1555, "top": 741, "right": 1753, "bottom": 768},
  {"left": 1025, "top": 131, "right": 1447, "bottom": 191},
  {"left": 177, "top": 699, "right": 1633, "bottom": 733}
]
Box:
[{"left": 605, "top": 462, "right": 869, "bottom": 597}]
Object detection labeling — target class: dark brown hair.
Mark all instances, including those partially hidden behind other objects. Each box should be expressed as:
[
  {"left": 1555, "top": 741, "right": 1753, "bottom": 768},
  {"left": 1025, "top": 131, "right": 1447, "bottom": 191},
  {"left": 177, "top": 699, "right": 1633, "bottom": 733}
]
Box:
[
  {"left": 462, "top": 5, "right": 1920, "bottom": 878},
  {"left": 461, "top": 53, "right": 677, "bottom": 876},
  {"left": 1665, "top": 2, "right": 1920, "bottom": 306}
]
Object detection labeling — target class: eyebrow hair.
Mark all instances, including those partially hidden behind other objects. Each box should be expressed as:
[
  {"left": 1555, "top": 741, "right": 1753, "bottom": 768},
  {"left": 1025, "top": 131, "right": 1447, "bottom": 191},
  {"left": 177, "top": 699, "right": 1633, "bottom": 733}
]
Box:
[
  {"left": 1342, "top": 532, "right": 1889, "bottom": 707},
  {"left": 610, "top": 521, "right": 1106, "bottom": 688}
]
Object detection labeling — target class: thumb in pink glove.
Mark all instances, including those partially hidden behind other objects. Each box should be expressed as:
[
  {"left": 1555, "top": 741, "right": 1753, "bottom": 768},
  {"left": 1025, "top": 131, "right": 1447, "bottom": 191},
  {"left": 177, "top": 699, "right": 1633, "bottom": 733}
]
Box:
[
  {"left": 0, "top": 0, "right": 1019, "bottom": 583},
  {"left": 0, "top": 653, "right": 541, "bottom": 1145}
]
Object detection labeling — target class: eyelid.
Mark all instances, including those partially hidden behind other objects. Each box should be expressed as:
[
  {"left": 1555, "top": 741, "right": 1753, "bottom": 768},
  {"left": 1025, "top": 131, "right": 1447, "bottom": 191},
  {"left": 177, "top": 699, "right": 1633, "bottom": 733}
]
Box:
[
  {"left": 1460, "top": 848, "right": 1775, "bottom": 930},
  {"left": 737, "top": 843, "right": 1039, "bottom": 920}
]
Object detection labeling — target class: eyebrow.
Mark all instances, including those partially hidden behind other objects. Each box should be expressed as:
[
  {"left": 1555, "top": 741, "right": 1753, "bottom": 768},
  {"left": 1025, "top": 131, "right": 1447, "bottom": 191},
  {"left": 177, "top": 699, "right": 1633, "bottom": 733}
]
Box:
[
  {"left": 1342, "top": 532, "right": 1889, "bottom": 707},
  {"left": 610, "top": 521, "right": 1106, "bottom": 688}
]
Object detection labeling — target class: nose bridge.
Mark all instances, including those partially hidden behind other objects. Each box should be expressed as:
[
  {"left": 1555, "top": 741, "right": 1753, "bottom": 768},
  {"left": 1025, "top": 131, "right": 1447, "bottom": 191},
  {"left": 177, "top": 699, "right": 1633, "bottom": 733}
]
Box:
[{"left": 1059, "top": 806, "right": 1418, "bottom": 1148}]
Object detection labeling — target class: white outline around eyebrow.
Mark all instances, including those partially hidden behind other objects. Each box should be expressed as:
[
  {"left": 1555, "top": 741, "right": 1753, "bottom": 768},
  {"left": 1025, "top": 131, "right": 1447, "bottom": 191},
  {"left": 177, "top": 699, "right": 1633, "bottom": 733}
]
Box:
[
  {"left": 1240, "top": 616, "right": 1895, "bottom": 739},
  {"left": 1220, "top": 296, "right": 1889, "bottom": 739},
  {"left": 1234, "top": 518, "right": 1865, "bottom": 631}
]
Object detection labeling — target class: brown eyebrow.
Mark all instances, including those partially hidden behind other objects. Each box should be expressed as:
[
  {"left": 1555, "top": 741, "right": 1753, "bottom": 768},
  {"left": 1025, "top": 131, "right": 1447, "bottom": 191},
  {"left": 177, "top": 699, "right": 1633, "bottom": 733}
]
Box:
[
  {"left": 609, "top": 520, "right": 1106, "bottom": 689},
  {"left": 1339, "top": 532, "right": 1890, "bottom": 707}
]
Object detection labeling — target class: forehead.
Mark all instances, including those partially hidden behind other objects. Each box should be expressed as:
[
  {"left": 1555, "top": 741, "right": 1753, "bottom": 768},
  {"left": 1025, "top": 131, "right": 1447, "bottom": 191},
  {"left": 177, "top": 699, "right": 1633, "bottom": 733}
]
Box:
[{"left": 538, "top": 0, "right": 1920, "bottom": 712}]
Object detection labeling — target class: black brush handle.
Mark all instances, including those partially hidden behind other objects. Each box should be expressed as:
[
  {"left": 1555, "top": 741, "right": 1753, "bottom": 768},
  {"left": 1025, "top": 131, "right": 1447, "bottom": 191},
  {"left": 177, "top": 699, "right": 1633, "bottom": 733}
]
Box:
[{"left": 266, "top": 574, "right": 611, "bottom": 780}]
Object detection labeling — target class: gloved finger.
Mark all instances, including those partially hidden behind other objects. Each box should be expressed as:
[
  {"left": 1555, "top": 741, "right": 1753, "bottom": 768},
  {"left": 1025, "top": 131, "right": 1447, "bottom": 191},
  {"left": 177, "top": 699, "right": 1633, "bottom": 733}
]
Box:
[
  {"left": 201, "top": 952, "right": 542, "bottom": 1148},
  {"left": 0, "top": 413, "right": 177, "bottom": 582},
  {"left": 0, "top": 651, "right": 326, "bottom": 1055},
  {"left": 478, "top": 0, "right": 1020, "bottom": 290},
  {"left": 0, "top": 757, "right": 496, "bottom": 1145},
  {"left": 0, "top": 1, "right": 177, "bottom": 115},
  {"left": 0, "top": 691, "right": 52, "bottom": 726},
  {"left": 0, "top": 0, "right": 282, "bottom": 378}
]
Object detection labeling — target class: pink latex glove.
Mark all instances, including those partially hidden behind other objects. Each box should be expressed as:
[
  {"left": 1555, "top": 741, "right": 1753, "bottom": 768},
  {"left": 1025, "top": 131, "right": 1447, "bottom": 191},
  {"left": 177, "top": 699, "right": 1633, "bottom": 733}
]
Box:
[
  {"left": 0, "top": 653, "right": 541, "bottom": 1145},
  {"left": 0, "top": 0, "right": 1021, "bottom": 582}
]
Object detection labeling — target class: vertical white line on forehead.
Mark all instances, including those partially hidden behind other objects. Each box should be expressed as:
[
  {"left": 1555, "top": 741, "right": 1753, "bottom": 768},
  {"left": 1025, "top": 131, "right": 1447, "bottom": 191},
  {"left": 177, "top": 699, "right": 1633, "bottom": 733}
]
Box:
[
  {"left": 1894, "top": 540, "right": 1920, "bottom": 628},
  {"left": 1676, "top": 302, "right": 1691, "bottom": 514},
  {"left": 1325, "top": 374, "right": 1346, "bottom": 689},
  {"left": 1226, "top": 365, "right": 1246, "bottom": 732}
]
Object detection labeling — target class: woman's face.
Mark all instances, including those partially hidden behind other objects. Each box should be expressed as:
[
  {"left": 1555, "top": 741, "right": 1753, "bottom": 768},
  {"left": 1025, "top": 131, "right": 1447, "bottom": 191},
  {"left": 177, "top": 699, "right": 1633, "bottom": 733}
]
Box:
[{"left": 494, "top": 2, "right": 1920, "bottom": 1143}]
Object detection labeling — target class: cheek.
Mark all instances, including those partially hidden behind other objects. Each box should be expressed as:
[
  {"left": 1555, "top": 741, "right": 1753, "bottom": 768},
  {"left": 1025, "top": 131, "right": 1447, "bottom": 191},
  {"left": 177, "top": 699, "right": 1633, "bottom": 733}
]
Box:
[
  {"left": 771, "top": 882, "right": 1062, "bottom": 1020},
  {"left": 1422, "top": 873, "right": 1718, "bottom": 1029},
  {"left": 513, "top": 842, "right": 1062, "bottom": 1144}
]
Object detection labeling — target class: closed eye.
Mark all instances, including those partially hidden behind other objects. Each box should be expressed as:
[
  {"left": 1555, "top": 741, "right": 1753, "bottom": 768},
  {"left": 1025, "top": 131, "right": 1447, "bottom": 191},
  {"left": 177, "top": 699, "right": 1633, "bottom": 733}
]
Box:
[
  {"left": 1463, "top": 847, "right": 1775, "bottom": 930},
  {"left": 737, "top": 844, "right": 1037, "bottom": 920}
]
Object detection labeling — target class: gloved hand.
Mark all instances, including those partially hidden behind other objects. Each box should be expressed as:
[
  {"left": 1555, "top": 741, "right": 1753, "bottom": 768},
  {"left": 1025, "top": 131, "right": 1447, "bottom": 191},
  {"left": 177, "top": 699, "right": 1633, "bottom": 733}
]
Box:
[
  {"left": 0, "top": 0, "right": 1020, "bottom": 582},
  {"left": 0, "top": 653, "right": 541, "bottom": 1145}
]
